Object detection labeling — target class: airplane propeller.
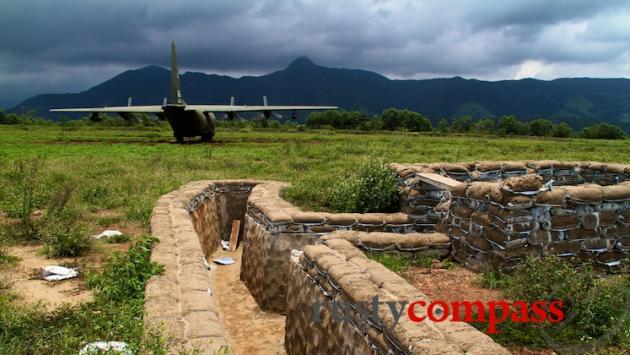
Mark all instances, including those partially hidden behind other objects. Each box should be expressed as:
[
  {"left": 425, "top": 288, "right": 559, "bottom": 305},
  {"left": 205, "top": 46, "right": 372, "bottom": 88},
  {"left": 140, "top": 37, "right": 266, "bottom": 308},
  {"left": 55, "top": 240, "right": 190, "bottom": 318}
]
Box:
[{"left": 221, "top": 96, "right": 245, "bottom": 120}]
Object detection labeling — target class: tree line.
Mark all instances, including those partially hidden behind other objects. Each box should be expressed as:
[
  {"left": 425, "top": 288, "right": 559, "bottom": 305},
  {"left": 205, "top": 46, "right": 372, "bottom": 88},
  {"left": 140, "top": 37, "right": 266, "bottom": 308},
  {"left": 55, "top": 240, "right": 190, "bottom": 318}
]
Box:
[
  {"left": 0, "top": 108, "right": 626, "bottom": 140},
  {"left": 306, "top": 109, "right": 626, "bottom": 139}
]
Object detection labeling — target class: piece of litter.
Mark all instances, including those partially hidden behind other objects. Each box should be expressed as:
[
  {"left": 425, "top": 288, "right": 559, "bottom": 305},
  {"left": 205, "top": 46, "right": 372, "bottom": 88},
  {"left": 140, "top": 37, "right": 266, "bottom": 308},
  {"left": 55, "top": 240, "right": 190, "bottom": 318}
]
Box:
[
  {"left": 291, "top": 249, "right": 304, "bottom": 257},
  {"left": 79, "top": 341, "right": 131, "bottom": 355},
  {"left": 221, "top": 240, "right": 230, "bottom": 250},
  {"left": 94, "top": 230, "right": 123, "bottom": 239},
  {"left": 213, "top": 257, "right": 236, "bottom": 265},
  {"left": 42, "top": 265, "right": 78, "bottom": 281}
]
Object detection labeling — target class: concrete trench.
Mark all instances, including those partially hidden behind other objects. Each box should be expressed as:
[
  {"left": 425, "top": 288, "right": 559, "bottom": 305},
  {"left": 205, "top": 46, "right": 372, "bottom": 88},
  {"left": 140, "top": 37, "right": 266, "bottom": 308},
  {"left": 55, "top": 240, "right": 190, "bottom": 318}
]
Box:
[{"left": 146, "top": 160, "right": 630, "bottom": 354}]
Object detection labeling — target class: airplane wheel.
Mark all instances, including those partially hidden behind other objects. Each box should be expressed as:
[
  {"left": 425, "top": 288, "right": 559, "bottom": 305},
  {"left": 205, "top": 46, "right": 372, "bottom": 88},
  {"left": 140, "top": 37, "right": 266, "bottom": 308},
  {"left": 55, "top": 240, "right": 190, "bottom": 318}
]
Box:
[{"left": 201, "top": 132, "right": 214, "bottom": 142}]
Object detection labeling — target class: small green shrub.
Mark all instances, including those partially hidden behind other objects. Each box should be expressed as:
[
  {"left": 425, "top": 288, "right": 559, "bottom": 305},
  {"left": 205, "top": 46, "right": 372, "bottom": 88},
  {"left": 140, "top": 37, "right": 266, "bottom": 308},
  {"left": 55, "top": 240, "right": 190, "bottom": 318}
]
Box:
[
  {"left": 87, "top": 236, "right": 163, "bottom": 303},
  {"left": 41, "top": 184, "right": 91, "bottom": 257},
  {"left": 42, "top": 223, "right": 90, "bottom": 258},
  {"left": 328, "top": 160, "right": 400, "bottom": 213},
  {"left": 475, "top": 257, "right": 630, "bottom": 352},
  {"left": 479, "top": 266, "right": 513, "bottom": 290}
]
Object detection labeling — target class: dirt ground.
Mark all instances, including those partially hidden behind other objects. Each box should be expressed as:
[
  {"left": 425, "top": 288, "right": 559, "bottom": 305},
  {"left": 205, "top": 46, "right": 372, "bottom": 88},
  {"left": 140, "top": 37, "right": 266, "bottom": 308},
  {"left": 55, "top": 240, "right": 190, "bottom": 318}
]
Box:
[
  {"left": 399, "top": 264, "right": 502, "bottom": 303},
  {"left": 7, "top": 244, "right": 93, "bottom": 308},
  {"left": 210, "top": 247, "right": 286, "bottom": 355},
  {"left": 400, "top": 265, "right": 556, "bottom": 355},
  {"left": 3, "top": 219, "right": 145, "bottom": 310}
]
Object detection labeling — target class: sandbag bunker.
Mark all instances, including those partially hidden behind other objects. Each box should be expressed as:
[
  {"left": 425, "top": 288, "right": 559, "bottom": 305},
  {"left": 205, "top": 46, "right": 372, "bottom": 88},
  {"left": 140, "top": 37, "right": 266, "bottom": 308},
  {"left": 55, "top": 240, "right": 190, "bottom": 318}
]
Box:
[
  {"left": 147, "top": 161, "right": 629, "bottom": 353},
  {"left": 392, "top": 161, "right": 630, "bottom": 272}
]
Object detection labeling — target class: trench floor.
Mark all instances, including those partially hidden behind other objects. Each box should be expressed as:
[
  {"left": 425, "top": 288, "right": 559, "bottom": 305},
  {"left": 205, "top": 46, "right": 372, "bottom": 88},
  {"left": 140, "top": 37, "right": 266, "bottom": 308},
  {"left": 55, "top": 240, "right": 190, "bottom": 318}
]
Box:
[{"left": 210, "top": 246, "right": 286, "bottom": 355}]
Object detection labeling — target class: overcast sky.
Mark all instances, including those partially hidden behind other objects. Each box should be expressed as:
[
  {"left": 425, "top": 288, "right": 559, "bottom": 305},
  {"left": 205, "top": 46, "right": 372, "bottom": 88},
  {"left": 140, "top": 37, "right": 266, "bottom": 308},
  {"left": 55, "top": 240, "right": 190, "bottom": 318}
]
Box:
[{"left": 2, "top": 0, "right": 630, "bottom": 108}]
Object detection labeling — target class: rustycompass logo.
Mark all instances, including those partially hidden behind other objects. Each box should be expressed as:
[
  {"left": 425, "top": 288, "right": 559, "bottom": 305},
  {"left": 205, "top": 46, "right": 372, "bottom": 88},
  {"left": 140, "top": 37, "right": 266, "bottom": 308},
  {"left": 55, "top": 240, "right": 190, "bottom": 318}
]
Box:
[{"left": 312, "top": 296, "right": 565, "bottom": 334}]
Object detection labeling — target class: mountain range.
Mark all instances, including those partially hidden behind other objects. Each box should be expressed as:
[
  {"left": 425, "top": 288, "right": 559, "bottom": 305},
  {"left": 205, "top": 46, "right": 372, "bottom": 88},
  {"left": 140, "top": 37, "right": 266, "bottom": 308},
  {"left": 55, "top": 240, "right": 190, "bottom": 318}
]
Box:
[{"left": 11, "top": 57, "right": 630, "bottom": 131}]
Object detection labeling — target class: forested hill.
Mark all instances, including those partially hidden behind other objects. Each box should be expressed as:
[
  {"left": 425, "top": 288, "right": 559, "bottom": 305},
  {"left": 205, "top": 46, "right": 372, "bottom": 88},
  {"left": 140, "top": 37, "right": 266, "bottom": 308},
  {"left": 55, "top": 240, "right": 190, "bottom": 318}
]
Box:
[{"left": 12, "top": 57, "right": 630, "bottom": 131}]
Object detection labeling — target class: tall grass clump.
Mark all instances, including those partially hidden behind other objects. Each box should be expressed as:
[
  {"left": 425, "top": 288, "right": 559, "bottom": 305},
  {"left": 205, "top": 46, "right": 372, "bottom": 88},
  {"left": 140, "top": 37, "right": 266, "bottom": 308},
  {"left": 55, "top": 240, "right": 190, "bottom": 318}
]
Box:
[
  {"left": 2, "top": 159, "right": 47, "bottom": 241},
  {"left": 41, "top": 184, "right": 91, "bottom": 257},
  {"left": 328, "top": 159, "right": 400, "bottom": 213},
  {"left": 476, "top": 256, "right": 630, "bottom": 352},
  {"left": 1, "top": 159, "right": 91, "bottom": 257}
]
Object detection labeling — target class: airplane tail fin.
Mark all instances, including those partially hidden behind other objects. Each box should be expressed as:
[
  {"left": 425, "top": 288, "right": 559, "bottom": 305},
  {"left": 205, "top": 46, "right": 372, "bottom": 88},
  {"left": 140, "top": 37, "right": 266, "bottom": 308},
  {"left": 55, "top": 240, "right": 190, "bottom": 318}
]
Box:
[{"left": 170, "top": 41, "right": 185, "bottom": 105}]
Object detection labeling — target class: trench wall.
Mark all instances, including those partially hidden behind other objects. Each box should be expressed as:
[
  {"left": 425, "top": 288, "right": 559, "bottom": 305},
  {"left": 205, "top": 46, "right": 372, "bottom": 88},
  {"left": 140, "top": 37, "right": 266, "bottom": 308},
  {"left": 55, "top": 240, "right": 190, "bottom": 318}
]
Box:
[
  {"left": 239, "top": 182, "right": 442, "bottom": 313},
  {"left": 392, "top": 160, "right": 630, "bottom": 233},
  {"left": 285, "top": 237, "right": 509, "bottom": 355},
  {"left": 147, "top": 179, "right": 269, "bottom": 353},
  {"left": 392, "top": 161, "right": 630, "bottom": 272}
]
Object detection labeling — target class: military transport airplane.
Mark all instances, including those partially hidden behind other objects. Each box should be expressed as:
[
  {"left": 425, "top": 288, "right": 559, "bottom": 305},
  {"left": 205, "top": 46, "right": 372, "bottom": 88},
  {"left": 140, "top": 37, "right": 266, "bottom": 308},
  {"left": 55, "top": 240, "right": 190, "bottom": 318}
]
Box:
[{"left": 51, "top": 42, "right": 337, "bottom": 142}]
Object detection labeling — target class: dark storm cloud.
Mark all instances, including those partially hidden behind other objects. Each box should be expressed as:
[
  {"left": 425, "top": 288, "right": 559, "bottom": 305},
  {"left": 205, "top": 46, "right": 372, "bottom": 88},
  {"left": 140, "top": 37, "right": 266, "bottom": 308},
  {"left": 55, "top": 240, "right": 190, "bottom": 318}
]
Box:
[{"left": 1, "top": 0, "right": 630, "bottom": 107}]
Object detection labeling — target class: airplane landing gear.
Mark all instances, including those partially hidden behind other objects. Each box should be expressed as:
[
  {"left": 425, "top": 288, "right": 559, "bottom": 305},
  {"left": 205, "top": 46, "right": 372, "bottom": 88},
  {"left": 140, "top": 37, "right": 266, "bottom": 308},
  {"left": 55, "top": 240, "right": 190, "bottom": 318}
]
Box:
[{"left": 201, "top": 132, "right": 214, "bottom": 142}]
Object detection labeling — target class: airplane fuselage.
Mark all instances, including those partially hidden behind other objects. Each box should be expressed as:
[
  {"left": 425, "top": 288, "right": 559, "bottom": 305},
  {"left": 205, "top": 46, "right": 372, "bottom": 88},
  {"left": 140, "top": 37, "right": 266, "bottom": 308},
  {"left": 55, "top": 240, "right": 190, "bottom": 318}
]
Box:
[{"left": 162, "top": 105, "right": 215, "bottom": 142}]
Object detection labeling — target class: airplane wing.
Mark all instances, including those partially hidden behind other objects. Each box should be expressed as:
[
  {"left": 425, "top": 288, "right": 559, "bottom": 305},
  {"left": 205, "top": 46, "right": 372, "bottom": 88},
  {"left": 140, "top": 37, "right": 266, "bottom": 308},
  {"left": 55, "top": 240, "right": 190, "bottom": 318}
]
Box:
[
  {"left": 50, "top": 105, "right": 164, "bottom": 113},
  {"left": 184, "top": 105, "right": 337, "bottom": 112}
]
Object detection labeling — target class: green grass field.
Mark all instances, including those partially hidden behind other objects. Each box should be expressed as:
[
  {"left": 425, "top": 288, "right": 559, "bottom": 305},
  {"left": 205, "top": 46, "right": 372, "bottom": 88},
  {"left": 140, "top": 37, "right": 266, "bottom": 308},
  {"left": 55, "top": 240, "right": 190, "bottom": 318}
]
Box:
[
  {"left": 0, "top": 125, "right": 629, "bottom": 353},
  {"left": 1, "top": 125, "right": 629, "bottom": 219}
]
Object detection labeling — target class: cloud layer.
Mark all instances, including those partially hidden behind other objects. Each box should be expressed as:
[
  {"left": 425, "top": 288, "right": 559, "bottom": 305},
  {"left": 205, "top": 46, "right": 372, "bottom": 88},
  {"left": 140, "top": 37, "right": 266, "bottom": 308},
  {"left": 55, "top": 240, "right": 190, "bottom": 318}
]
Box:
[{"left": 2, "top": 0, "right": 630, "bottom": 107}]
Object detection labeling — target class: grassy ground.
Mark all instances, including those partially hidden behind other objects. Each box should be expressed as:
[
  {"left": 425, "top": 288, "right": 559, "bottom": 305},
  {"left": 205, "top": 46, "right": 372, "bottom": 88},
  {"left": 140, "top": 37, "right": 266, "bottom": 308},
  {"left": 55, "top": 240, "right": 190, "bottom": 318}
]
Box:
[{"left": 0, "top": 125, "right": 629, "bottom": 353}]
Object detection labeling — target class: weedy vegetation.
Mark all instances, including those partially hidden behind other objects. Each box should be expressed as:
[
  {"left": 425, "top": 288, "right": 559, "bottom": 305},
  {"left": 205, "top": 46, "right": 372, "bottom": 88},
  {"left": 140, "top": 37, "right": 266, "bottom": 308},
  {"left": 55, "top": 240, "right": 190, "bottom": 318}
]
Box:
[
  {"left": 367, "top": 253, "right": 434, "bottom": 272},
  {"left": 0, "top": 125, "right": 628, "bottom": 352},
  {"left": 0, "top": 236, "right": 164, "bottom": 354},
  {"left": 476, "top": 256, "right": 630, "bottom": 353}
]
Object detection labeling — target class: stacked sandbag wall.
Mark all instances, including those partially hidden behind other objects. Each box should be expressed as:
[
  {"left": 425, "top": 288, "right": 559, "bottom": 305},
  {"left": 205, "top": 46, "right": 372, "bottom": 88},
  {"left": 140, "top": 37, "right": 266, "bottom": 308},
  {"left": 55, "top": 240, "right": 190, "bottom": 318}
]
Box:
[
  {"left": 392, "top": 161, "right": 630, "bottom": 233},
  {"left": 150, "top": 180, "right": 267, "bottom": 353},
  {"left": 448, "top": 175, "right": 630, "bottom": 272},
  {"left": 285, "top": 239, "right": 509, "bottom": 354},
  {"left": 240, "top": 183, "right": 420, "bottom": 313},
  {"left": 320, "top": 230, "right": 451, "bottom": 259}
]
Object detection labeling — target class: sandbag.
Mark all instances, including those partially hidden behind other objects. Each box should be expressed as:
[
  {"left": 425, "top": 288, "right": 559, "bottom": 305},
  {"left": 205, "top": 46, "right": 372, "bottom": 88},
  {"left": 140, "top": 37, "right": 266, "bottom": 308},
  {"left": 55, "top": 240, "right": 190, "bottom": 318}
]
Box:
[
  {"left": 565, "top": 228, "right": 598, "bottom": 241},
  {"left": 451, "top": 182, "right": 469, "bottom": 197},
  {"left": 528, "top": 230, "right": 551, "bottom": 245},
  {"left": 471, "top": 211, "right": 493, "bottom": 227},
  {"left": 549, "top": 215, "right": 580, "bottom": 230},
  {"left": 476, "top": 161, "right": 502, "bottom": 172},
  {"left": 504, "top": 195, "right": 534, "bottom": 210},
  {"left": 502, "top": 161, "right": 528, "bottom": 172},
  {"left": 582, "top": 238, "right": 611, "bottom": 252},
  {"left": 502, "top": 174, "right": 544, "bottom": 192},
  {"left": 467, "top": 234, "right": 492, "bottom": 252},
  {"left": 452, "top": 206, "right": 474, "bottom": 218},
  {"left": 438, "top": 163, "right": 469, "bottom": 173},
  {"left": 564, "top": 185, "right": 603, "bottom": 203},
  {"left": 599, "top": 210, "right": 618, "bottom": 226},
  {"left": 467, "top": 182, "right": 501, "bottom": 201},
  {"left": 602, "top": 184, "right": 630, "bottom": 201},
  {"left": 546, "top": 241, "right": 581, "bottom": 256},
  {"left": 535, "top": 188, "right": 566, "bottom": 206}
]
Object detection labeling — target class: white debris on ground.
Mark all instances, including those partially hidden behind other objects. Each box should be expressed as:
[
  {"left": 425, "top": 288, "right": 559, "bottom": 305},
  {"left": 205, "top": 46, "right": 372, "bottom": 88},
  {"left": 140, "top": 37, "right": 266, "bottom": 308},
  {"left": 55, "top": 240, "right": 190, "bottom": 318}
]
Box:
[
  {"left": 41, "top": 266, "right": 78, "bottom": 281},
  {"left": 79, "top": 341, "right": 131, "bottom": 355},
  {"left": 213, "top": 257, "right": 236, "bottom": 265},
  {"left": 93, "top": 230, "right": 123, "bottom": 239}
]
